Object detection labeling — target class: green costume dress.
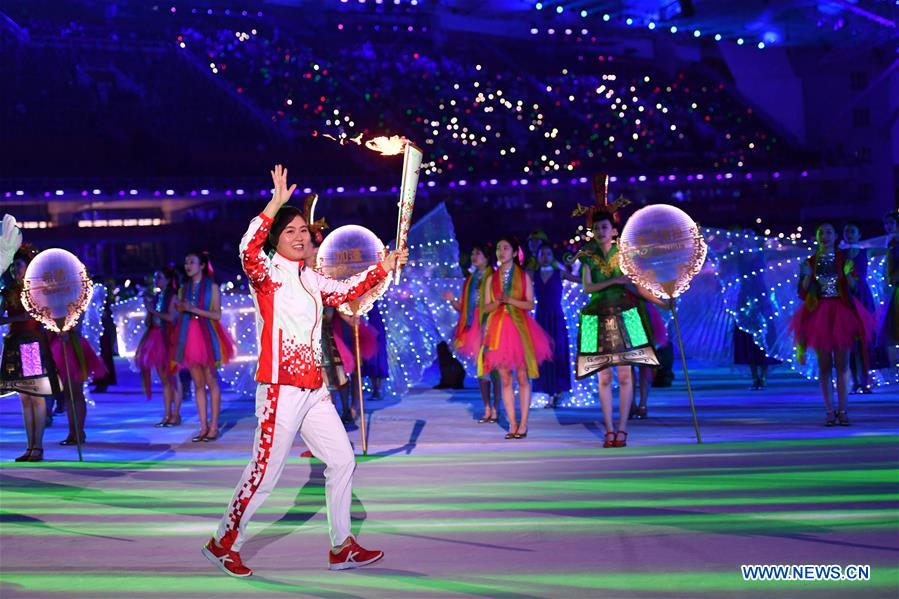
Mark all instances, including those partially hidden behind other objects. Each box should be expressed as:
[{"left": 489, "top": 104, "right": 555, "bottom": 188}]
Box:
[{"left": 576, "top": 241, "right": 658, "bottom": 378}]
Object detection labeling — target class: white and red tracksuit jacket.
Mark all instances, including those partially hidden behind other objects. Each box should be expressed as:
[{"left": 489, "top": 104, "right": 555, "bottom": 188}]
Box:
[{"left": 239, "top": 213, "right": 388, "bottom": 389}]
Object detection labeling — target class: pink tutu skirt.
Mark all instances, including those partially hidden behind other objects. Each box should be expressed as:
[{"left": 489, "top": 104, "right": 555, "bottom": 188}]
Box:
[
  {"left": 483, "top": 315, "right": 553, "bottom": 373},
  {"left": 455, "top": 307, "right": 483, "bottom": 360},
  {"left": 179, "top": 319, "right": 236, "bottom": 369},
  {"left": 135, "top": 327, "right": 171, "bottom": 373},
  {"left": 645, "top": 303, "right": 669, "bottom": 347},
  {"left": 50, "top": 335, "right": 107, "bottom": 385},
  {"left": 334, "top": 319, "right": 377, "bottom": 374},
  {"left": 789, "top": 297, "right": 876, "bottom": 354}
]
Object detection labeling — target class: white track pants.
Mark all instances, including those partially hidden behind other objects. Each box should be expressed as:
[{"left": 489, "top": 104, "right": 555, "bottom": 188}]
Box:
[{"left": 215, "top": 383, "right": 355, "bottom": 550}]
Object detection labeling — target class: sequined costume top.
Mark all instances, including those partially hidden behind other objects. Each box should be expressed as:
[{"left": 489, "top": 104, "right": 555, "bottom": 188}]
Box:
[{"left": 576, "top": 241, "right": 638, "bottom": 313}]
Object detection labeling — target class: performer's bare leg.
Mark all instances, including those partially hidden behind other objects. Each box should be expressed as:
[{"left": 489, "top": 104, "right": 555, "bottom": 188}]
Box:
[
  {"left": 499, "top": 367, "right": 517, "bottom": 434},
  {"left": 515, "top": 368, "right": 531, "bottom": 433},
  {"left": 598, "top": 369, "right": 614, "bottom": 432},
  {"left": 817, "top": 351, "right": 835, "bottom": 415},
  {"left": 205, "top": 366, "right": 221, "bottom": 437},
  {"left": 616, "top": 365, "right": 633, "bottom": 434}
]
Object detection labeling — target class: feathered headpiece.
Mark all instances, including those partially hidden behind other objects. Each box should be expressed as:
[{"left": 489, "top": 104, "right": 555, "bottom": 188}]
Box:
[
  {"left": 303, "top": 193, "right": 329, "bottom": 244},
  {"left": 571, "top": 172, "right": 631, "bottom": 227}
]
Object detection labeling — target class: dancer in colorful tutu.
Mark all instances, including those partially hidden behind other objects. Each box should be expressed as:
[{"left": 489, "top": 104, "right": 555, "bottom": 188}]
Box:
[
  {"left": 445, "top": 245, "right": 498, "bottom": 422},
  {"left": 479, "top": 237, "right": 552, "bottom": 439},
  {"left": 136, "top": 266, "right": 182, "bottom": 426},
  {"left": 321, "top": 306, "right": 354, "bottom": 425},
  {"left": 790, "top": 221, "right": 875, "bottom": 426},
  {"left": 573, "top": 207, "right": 661, "bottom": 448},
  {"left": 50, "top": 324, "right": 107, "bottom": 446},
  {"left": 0, "top": 242, "right": 61, "bottom": 462},
  {"left": 362, "top": 302, "right": 389, "bottom": 400},
  {"left": 203, "top": 165, "right": 406, "bottom": 577},
  {"left": 173, "top": 250, "right": 236, "bottom": 442},
  {"left": 532, "top": 242, "right": 572, "bottom": 408},
  {"left": 333, "top": 310, "right": 377, "bottom": 421},
  {"left": 842, "top": 222, "right": 877, "bottom": 394},
  {"left": 634, "top": 301, "right": 669, "bottom": 418}
]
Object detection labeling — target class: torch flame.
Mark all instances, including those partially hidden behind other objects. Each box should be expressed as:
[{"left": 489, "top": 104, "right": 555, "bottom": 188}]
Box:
[{"left": 365, "top": 135, "right": 408, "bottom": 156}]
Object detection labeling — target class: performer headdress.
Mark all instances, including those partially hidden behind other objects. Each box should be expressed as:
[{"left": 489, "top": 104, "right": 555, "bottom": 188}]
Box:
[
  {"left": 303, "top": 193, "right": 329, "bottom": 244},
  {"left": 571, "top": 172, "right": 631, "bottom": 227}
]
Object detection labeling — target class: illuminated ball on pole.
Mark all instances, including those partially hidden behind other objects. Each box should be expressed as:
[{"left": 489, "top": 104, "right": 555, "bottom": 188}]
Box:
[
  {"left": 316, "top": 224, "right": 390, "bottom": 317},
  {"left": 21, "top": 249, "right": 94, "bottom": 332},
  {"left": 617, "top": 204, "right": 707, "bottom": 299}
]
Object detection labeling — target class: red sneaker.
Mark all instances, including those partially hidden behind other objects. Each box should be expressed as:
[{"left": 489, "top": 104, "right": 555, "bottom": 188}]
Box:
[
  {"left": 201, "top": 537, "right": 253, "bottom": 578},
  {"left": 328, "top": 537, "right": 384, "bottom": 571}
]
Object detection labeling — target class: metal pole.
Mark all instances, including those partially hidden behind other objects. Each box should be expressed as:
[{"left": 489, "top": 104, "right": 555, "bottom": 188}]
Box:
[
  {"left": 669, "top": 299, "right": 702, "bottom": 444},
  {"left": 353, "top": 317, "right": 367, "bottom": 456},
  {"left": 60, "top": 338, "right": 84, "bottom": 461}
]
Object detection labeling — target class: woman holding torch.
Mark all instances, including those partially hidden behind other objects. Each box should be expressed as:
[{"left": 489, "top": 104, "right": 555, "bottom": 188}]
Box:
[{"left": 202, "top": 165, "right": 406, "bottom": 577}]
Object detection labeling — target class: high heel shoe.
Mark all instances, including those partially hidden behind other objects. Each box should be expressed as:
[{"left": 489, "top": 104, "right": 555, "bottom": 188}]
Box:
[
  {"left": 203, "top": 428, "right": 219, "bottom": 442},
  {"left": 154, "top": 418, "right": 170, "bottom": 428},
  {"left": 27, "top": 448, "right": 44, "bottom": 462},
  {"left": 14, "top": 448, "right": 33, "bottom": 462},
  {"left": 824, "top": 411, "right": 837, "bottom": 427},
  {"left": 603, "top": 431, "right": 616, "bottom": 448},
  {"left": 59, "top": 435, "right": 85, "bottom": 446},
  {"left": 513, "top": 427, "right": 528, "bottom": 439},
  {"left": 479, "top": 410, "right": 498, "bottom": 423},
  {"left": 613, "top": 431, "right": 628, "bottom": 448},
  {"left": 504, "top": 426, "right": 518, "bottom": 439},
  {"left": 191, "top": 427, "right": 209, "bottom": 442},
  {"left": 635, "top": 405, "right": 648, "bottom": 419},
  {"left": 837, "top": 411, "right": 850, "bottom": 426},
  {"left": 164, "top": 415, "right": 182, "bottom": 427}
]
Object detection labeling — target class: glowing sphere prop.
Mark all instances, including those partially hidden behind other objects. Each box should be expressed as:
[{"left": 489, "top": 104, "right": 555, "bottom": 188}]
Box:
[
  {"left": 316, "top": 225, "right": 389, "bottom": 316},
  {"left": 21, "top": 249, "right": 94, "bottom": 332},
  {"left": 618, "top": 204, "right": 707, "bottom": 300}
]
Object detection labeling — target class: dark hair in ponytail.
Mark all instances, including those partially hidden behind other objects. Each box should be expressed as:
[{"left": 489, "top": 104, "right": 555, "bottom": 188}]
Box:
[
  {"left": 186, "top": 250, "right": 215, "bottom": 281},
  {"left": 157, "top": 265, "right": 180, "bottom": 292},
  {"left": 496, "top": 236, "right": 524, "bottom": 266}
]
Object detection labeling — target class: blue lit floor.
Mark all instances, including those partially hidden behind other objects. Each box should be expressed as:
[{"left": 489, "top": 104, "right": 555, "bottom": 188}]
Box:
[{"left": 0, "top": 360, "right": 897, "bottom": 598}]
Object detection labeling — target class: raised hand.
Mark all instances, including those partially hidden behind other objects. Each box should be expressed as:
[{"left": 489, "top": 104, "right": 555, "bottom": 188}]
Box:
[
  {"left": 383, "top": 249, "right": 409, "bottom": 272},
  {"left": 270, "top": 164, "right": 297, "bottom": 208}
]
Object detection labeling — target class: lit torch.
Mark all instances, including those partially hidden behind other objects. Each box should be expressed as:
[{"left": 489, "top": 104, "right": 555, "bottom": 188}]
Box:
[
  {"left": 365, "top": 135, "right": 408, "bottom": 156},
  {"left": 393, "top": 141, "right": 423, "bottom": 283}
]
